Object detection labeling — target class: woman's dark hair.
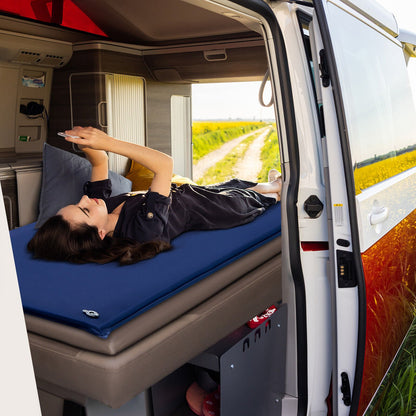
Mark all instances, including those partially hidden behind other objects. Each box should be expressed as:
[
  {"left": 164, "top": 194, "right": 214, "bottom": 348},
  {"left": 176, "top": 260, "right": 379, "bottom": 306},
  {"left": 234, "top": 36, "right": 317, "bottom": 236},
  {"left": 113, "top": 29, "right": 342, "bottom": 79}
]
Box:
[{"left": 27, "top": 215, "right": 171, "bottom": 265}]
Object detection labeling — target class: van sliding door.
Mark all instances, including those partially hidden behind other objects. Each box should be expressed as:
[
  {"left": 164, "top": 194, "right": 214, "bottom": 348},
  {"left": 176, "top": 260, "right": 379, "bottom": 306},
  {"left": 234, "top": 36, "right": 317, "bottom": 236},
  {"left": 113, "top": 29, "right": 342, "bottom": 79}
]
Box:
[
  {"left": 191, "top": 0, "right": 307, "bottom": 413},
  {"left": 313, "top": 0, "right": 416, "bottom": 414},
  {"left": 310, "top": 13, "right": 362, "bottom": 415}
]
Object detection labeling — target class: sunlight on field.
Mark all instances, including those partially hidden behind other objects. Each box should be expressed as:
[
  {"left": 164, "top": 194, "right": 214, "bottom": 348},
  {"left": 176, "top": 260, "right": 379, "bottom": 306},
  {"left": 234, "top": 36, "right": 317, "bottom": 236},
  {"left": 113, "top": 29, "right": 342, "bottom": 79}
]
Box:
[
  {"left": 192, "top": 121, "right": 266, "bottom": 136},
  {"left": 354, "top": 149, "right": 416, "bottom": 194}
]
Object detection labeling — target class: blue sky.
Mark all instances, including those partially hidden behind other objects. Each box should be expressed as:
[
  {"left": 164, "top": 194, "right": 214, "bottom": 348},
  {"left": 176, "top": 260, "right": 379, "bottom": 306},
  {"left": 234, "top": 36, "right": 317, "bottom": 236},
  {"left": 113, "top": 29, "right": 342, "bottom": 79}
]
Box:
[{"left": 192, "top": 0, "right": 416, "bottom": 121}]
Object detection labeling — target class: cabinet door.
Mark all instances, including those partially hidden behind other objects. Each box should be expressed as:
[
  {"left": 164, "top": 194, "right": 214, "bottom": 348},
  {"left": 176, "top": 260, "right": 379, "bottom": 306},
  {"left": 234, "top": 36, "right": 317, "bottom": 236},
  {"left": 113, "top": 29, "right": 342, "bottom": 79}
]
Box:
[
  {"left": 69, "top": 72, "right": 146, "bottom": 175},
  {"left": 69, "top": 72, "right": 107, "bottom": 131}
]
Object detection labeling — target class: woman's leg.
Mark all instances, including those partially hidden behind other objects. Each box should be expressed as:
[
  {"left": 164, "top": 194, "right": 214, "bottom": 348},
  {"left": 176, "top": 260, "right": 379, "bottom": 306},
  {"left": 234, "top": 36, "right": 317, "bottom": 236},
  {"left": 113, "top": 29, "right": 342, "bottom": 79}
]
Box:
[{"left": 248, "top": 177, "right": 282, "bottom": 201}]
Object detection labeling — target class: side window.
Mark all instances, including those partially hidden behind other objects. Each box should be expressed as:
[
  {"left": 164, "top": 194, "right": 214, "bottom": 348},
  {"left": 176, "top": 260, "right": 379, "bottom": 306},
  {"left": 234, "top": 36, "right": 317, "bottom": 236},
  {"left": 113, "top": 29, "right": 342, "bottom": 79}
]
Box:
[
  {"left": 297, "top": 12, "right": 326, "bottom": 143},
  {"left": 191, "top": 82, "right": 277, "bottom": 186},
  {"left": 327, "top": 5, "right": 416, "bottom": 194},
  {"left": 297, "top": 13, "right": 319, "bottom": 108}
]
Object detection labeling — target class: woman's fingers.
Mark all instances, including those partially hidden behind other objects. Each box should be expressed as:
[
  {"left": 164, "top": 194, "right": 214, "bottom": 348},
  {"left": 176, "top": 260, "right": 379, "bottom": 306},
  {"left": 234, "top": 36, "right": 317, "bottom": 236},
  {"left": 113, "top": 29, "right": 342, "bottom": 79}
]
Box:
[
  {"left": 63, "top": 127, "right": 110, "bottom": 150},
  {"left": 63, "top": 133, "right": 88, "bottom": 148}
]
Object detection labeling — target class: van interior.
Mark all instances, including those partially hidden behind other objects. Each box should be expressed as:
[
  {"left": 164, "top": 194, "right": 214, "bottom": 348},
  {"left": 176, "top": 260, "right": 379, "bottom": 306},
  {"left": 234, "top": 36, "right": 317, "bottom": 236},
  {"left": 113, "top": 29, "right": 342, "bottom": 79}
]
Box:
[
  {"left": 0, "top": 1, "right": 287, "bottom": 415},
  {"left": 0, "top": 0, "right": 274, "bottom": 219},
  {"left": 4, "top": 1, "right": 415, "bottom": 415}
]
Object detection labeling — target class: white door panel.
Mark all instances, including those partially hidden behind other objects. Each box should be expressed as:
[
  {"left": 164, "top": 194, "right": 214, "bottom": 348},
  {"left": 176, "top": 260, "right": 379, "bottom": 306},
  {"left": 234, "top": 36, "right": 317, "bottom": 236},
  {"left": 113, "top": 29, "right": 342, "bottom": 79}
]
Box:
[
  {"left": 356, "top": 167, "right": 416, "bottom": 252},
  {"left": 311, "top": 15, "right": 358, "bottom": 416},
  {"left": 314, "top": 0, "right": 416, "bottom": 413},
  {"left": 0, "top": 186, "right": 41, "bottom": 415}
]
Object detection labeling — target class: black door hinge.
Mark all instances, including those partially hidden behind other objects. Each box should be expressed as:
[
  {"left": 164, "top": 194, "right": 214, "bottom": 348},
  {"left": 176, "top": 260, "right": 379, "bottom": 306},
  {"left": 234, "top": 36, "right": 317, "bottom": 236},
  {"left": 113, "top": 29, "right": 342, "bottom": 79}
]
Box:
[{"left": 319, "top": 49, "right": 331, "bottom": 87}]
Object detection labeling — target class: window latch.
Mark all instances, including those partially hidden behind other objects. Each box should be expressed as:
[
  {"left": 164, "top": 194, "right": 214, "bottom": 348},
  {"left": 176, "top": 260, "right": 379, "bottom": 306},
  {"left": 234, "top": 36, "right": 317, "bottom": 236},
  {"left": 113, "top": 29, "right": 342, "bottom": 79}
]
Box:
[
  {"left": 319, "top": 49, "right": 331, "bottom": 87},
  {"left": 341, "top": 372, "right": 352, "bottom": 406}
]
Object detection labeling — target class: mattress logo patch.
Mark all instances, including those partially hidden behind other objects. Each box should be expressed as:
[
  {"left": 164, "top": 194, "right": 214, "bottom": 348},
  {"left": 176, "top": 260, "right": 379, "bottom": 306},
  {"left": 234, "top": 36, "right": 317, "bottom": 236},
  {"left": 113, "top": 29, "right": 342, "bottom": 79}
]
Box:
[{"left": 82, "top": 309, "right": 100, "bottom": 319}]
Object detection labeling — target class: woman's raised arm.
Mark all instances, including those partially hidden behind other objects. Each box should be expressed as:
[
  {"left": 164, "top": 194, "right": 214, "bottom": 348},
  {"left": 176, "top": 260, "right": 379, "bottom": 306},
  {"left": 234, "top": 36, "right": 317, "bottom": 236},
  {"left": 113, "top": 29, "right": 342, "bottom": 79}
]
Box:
[
  {"left": 82, "top": 148, "right": 109, "bottom": 182},
  {"left": 64, "top": 127, "right": 173, "bottom": 197}
]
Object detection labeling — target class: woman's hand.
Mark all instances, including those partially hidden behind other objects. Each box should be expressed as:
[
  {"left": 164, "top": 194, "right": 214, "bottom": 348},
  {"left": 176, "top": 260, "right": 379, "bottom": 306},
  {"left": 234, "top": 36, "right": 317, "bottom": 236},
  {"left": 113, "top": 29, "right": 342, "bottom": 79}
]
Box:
[
  {"left": 64, "top": 126, "right": 113, "bottom": 151},
  {"left": 65, "top": 127, "right": 109, "bottom": 181}
]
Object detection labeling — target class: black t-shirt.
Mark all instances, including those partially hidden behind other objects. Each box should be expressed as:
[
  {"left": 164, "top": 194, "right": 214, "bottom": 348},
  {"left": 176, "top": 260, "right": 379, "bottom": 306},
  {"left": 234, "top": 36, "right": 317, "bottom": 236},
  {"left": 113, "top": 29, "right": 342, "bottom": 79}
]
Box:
[{"left": 84, "top": 179, "right": 276, "bottom": 243}]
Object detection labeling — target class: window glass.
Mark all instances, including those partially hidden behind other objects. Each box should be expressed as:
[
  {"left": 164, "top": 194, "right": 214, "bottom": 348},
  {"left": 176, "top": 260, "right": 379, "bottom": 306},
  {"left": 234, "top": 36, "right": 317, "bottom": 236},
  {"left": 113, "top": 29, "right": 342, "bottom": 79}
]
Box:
[{"left": 327, "top": 4, "right": 416, "bottom": 194}]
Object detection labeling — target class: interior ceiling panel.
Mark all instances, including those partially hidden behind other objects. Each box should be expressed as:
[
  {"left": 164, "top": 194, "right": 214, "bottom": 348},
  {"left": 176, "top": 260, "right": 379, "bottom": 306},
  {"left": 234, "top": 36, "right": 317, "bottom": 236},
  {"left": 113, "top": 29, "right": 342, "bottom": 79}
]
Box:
[{"left": 72, "top": 0, "right": 258, "bottom": 44}]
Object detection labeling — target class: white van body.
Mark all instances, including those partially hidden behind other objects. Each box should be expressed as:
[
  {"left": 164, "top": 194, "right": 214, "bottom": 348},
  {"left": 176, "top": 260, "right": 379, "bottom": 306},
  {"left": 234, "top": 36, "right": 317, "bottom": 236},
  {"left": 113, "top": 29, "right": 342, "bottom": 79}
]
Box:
[{"left": 1, "top": 1, "right": 415, "bottom": 415}]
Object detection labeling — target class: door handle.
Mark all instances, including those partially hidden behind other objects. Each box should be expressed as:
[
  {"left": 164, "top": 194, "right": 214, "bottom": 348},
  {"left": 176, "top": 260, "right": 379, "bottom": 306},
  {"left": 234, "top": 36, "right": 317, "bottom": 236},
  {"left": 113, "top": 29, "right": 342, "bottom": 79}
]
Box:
[
  {"left": 98, "top": 101, "right": 108, "bottom": 128},
  {"left": 369, "top": 206, "right": 389, "bottom": 226}
]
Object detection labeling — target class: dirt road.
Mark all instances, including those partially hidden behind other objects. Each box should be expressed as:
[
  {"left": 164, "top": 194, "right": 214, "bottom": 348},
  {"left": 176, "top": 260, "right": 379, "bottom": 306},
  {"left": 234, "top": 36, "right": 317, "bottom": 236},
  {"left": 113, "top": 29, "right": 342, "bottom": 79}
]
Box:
[
  {"left": 233, "top": 126, "right": 271, "bottom": 181},
  {"left": 193, "top": 126, "right": 270, "bottom": 182}
]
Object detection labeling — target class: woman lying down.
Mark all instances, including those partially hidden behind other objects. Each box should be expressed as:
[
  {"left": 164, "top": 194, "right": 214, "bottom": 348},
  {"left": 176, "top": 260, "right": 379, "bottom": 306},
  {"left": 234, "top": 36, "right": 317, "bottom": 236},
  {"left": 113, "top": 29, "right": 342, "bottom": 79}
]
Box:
[{"left": 28, "top": 127, "right": 282, "bottom": 265}]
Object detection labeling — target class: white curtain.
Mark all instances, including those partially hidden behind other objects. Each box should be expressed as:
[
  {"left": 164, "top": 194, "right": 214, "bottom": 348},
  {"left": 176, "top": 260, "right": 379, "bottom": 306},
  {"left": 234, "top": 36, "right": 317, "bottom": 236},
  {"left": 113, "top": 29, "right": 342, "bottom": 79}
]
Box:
[{"left": 106, "top": 74, "right": 145, "bottom": 175}]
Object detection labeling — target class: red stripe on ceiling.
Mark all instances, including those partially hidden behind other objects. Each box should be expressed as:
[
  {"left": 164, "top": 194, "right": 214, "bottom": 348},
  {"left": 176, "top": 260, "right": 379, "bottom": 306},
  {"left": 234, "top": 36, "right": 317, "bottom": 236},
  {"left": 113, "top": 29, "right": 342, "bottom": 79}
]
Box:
[{"left": 0, "top": 0, "right": 107, "bottom": 37}]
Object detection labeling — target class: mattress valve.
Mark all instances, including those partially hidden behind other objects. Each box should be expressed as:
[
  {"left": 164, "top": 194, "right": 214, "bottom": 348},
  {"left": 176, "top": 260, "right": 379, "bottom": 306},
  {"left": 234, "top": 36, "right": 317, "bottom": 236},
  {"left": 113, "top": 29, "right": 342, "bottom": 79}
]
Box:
[{"left": 82, "top": 309, "right": 100, "bottom": 319}]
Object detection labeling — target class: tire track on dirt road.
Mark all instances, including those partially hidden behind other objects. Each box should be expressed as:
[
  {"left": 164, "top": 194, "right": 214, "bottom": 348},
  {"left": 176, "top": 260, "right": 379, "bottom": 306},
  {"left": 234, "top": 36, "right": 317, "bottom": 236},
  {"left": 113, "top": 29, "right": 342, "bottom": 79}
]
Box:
[
  {"left": 193, "top": 127, "right": 270, "bottom": 182},
  {"left": 233, "top": 126, "right": 272, "bottom": 181}
]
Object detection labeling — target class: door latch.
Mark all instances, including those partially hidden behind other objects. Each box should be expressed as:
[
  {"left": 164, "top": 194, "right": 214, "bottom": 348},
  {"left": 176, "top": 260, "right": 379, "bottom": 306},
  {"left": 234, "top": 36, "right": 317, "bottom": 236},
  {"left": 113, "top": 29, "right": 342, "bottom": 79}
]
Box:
[{"left": 304, "top": 195, "right": 324, "bottom": 218}]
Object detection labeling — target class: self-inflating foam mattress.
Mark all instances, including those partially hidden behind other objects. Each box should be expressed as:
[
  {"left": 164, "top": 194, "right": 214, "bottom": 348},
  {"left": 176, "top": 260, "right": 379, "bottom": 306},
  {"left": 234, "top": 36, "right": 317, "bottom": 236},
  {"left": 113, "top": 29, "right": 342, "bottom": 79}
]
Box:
[
  {"left": 12, "top": 203, "right": 282, "bottom": 408},
  {"left": 11, "top": 203, "right": 281, "bottom": 338}
]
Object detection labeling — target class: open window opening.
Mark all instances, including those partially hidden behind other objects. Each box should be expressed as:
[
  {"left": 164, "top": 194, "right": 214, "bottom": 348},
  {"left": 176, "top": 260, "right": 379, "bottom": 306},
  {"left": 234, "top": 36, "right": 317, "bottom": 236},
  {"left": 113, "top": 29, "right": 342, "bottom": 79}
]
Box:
[{"left": 191, "top": 81, "right": 279, "bottom": 185}]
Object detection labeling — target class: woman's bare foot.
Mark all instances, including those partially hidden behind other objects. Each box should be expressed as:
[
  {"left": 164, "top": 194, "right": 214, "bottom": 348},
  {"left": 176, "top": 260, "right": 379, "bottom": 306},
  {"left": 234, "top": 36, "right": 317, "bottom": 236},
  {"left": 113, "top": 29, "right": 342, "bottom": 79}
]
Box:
[{"left": 268, "top": 168, "right": 281, "bottom": 183}]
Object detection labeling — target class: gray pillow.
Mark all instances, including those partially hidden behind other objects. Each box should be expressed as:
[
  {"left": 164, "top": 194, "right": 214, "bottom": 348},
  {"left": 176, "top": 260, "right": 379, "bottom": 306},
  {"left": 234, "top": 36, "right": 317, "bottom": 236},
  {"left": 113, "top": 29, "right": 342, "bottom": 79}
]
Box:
[{"left": 35, "top": 143, "right": 131, "bottom": 228}]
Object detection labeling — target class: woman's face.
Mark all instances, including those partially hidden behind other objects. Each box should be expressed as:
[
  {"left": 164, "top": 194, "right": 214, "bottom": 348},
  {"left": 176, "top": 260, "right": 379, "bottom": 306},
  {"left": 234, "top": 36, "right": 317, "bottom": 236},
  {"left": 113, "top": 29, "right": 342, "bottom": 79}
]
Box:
[{"left": 58, "top": 195, "right": 109, "bottom": 233}]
